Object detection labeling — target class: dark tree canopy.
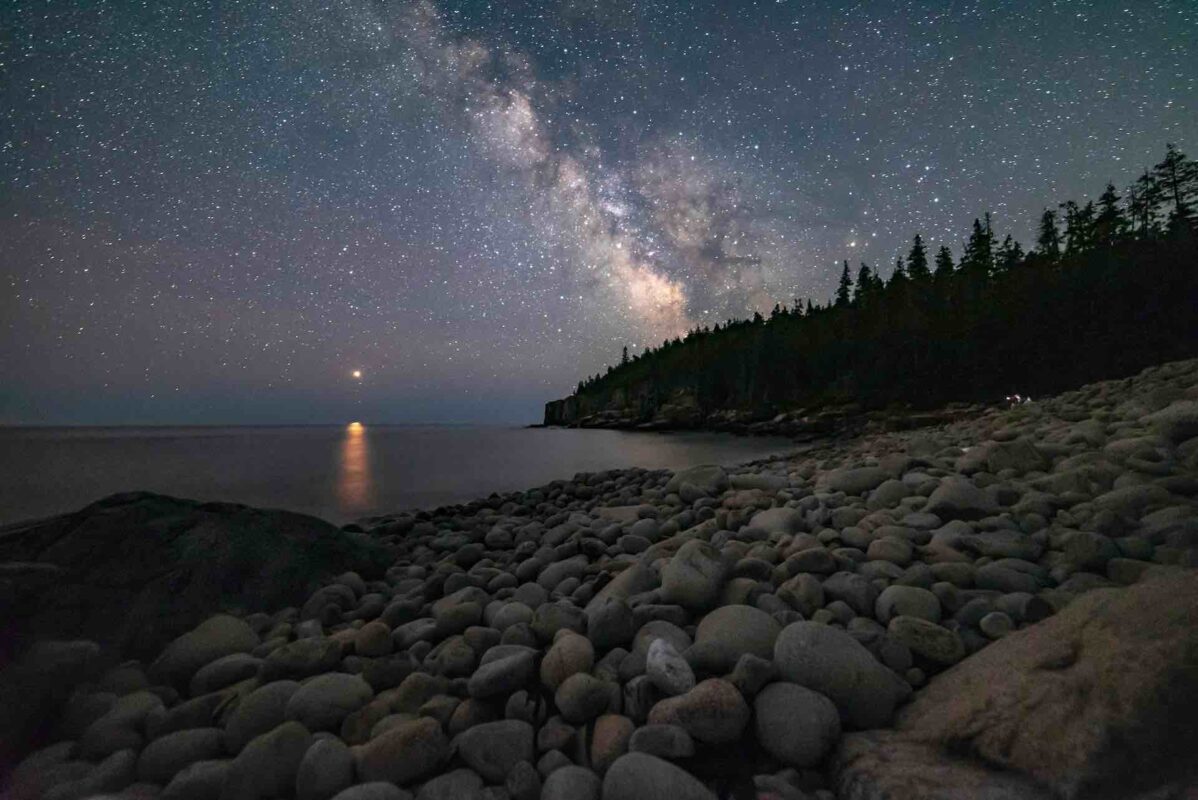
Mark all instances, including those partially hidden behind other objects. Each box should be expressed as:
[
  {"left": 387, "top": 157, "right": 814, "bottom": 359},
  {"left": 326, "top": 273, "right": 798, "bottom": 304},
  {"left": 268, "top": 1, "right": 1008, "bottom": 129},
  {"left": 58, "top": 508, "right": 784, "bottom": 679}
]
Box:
[
  {"left": 565, "top": 146, "right": 1198, "bottom": 419},
  {"left": 906, "top": 235, "right": 930, "bottom": 281},
  {"left": 1036, "top": 209, "right": 1061, "bottom": 260}
]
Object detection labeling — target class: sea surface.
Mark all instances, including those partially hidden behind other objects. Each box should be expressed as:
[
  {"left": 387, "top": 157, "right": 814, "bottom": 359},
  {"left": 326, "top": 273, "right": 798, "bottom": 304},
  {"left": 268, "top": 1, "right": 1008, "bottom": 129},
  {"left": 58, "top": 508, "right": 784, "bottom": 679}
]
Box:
[{"left": 0, "top": 425, "right": 797, "bottom": 526}]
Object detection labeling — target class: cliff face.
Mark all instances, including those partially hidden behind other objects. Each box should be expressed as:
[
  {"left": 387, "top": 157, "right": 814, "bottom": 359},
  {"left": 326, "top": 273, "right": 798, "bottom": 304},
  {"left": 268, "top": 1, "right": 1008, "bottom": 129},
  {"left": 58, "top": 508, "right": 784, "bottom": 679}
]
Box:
[
  {"left": 544, "top": 380, "right": 980, "bottom": 438},
  {"left": 545, "top": 385, "right": 703, "bottom": 430}
]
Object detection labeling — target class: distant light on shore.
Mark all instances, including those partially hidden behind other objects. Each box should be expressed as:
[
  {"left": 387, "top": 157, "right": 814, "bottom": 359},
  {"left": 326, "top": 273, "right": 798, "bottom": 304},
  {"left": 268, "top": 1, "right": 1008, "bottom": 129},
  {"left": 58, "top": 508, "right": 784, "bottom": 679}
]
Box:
[{"left": 351, "top": 369, "right": 363, "bottom": 379}]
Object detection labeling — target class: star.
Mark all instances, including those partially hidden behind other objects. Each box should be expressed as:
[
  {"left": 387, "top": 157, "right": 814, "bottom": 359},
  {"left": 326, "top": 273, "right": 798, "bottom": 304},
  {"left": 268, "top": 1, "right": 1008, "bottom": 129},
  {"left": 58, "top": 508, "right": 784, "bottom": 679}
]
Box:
[{"left": 0, "top": 0, "right": 1189, "bottom": 423}]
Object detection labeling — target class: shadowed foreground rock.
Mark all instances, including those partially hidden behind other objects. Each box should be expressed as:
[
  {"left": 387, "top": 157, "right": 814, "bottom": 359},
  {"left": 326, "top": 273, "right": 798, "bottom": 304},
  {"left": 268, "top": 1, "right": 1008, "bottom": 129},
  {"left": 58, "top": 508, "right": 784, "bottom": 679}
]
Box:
[
  {"left": 836, "top": 570, "right": 1198, "bottom": 799},
  {"left": 0, "top": 491, "right": 393, "bottom": 659},
  {"left": 0, "top": 492, "right": 391, "bottom": 771}
]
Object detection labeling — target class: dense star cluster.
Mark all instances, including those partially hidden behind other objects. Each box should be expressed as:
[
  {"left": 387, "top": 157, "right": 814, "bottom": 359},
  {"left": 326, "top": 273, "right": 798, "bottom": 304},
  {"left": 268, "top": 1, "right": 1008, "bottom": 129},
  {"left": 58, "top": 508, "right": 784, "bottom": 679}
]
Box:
[{"left": 1, "top": 0, "right": 1194, "bottom": 423}]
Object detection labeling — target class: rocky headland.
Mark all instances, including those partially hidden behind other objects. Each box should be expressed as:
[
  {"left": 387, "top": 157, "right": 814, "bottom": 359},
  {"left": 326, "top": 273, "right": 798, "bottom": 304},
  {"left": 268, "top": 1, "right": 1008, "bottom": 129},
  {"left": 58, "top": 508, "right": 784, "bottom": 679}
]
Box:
[
  {"left": 543, "top": 384, "right": 990, "bottom": 440},
  {"left": 4, "top": 358, "right": 1198, "bottom": 800}
]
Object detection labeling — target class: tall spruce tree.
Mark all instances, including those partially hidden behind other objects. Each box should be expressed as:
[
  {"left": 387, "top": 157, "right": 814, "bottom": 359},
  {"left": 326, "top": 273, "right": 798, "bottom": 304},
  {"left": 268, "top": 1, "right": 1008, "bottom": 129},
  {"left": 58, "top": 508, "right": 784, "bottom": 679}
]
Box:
[
  {"left": 1094, "top": 183, "right": 1127, "bottom": 248},
  {"left": 1152, "top": 143, "right": 1198, "bottom": 230},
  {"left": 933, "top": 245, "right": 955, "bottom": 278},
  {"left": 1036, "top": 208, "right": 1061, "bottom": 259},
  {"left": 906, "top": 234, "right": 930, "bottom": 280},
  {"left": 1128, "top": 170, "right": 1162, "bottom": 237},
  {"left": 853, "top": 263, "right": 874, "bottom": 305},
  {"left": 1061, "top": 201, "right": 1097, "bottom": 255},
  {"left": 960, "top": 215, "right": 994, "bottom": 276},
  {"left": 835, "top": 260, "right": 853, "bottom": 307},
  {"left": 995, "top": 235, "right": 1024, "bottom": 273}
]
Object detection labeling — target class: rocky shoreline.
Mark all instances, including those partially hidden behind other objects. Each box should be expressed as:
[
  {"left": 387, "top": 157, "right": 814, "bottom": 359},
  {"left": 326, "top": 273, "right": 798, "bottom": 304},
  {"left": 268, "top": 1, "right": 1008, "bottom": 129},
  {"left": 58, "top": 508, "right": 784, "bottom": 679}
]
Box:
[
  {"left": 543, "top": 390, "right": 993, "bottom": 442},
  {"left": 4, "top": 358, "right": 1198, "bottom": 800}
]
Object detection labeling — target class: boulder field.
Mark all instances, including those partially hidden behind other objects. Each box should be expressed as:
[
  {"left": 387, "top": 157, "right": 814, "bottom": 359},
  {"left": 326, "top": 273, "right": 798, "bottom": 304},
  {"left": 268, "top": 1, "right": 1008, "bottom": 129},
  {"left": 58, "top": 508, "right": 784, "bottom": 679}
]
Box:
[{"left": 4, "top": 357, "right": 1198, "bottom": 799}]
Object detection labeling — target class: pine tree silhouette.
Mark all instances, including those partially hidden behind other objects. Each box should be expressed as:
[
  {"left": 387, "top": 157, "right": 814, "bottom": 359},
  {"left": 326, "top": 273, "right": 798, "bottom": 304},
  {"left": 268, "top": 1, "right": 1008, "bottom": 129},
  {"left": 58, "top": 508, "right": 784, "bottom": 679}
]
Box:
[
  {"left": 906, "top": 235, "right": 930, "bottom": 280},
  {"left": 835, "top": 260, "right": 853, "bottom": 307},
  {"left": 1153, "top": 143, "right": 1198, "bottom": 230},
  {"left": 933, "top": 245, "right": 955, "bottom": 278},
  {"left": 1035, "top": 209, "right": 1061, "bottom": 260}
]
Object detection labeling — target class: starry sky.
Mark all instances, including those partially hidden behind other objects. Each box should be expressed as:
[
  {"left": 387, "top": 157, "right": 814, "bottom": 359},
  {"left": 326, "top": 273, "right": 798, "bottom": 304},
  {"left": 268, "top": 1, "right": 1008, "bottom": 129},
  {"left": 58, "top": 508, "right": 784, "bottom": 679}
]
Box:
[{"left": 2, "top": 0, "right": 1195, "bottom": 425}]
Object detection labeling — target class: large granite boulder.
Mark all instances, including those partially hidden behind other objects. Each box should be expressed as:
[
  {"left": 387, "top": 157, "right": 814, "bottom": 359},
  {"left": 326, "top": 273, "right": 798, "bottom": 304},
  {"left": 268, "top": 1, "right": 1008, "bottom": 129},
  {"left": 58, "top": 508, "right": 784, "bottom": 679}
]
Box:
[
  {"left": 0, "top": 492, "right": 392, "bottom": 659},
  {"left": 836, "top": 731, "right": 1055, "bottom": 800},
  {"left": 836, "top": 571, "right": 1198, "bottom": 799}
]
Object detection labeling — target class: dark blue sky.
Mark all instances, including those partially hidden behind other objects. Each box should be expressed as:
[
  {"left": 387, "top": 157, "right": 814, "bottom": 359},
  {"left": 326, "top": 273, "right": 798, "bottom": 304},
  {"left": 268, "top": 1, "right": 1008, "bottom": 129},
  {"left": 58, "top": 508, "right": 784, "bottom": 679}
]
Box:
[{"left": 2, "top": 0, "right": 1194, "bottom": 424}]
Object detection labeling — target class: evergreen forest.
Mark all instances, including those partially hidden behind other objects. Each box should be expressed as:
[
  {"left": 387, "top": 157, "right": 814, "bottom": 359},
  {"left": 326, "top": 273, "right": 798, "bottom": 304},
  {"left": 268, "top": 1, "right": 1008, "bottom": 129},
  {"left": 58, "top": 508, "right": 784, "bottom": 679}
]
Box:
[{"left": 557, "top": 145, "right": 1198, "bottom": 422}]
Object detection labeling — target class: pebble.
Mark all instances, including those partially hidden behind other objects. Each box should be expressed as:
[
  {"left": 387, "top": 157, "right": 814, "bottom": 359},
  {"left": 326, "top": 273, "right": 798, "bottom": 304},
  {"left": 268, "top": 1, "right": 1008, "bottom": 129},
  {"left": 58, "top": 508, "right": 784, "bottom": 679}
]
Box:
[
  {"left": 354, "top": 621, "right": 393, "bottom": 657},
  {"left": 161, "top": 759, "right": 231, "bottom": 800},
  {"left": 468, "top": 648, "right": 536, "bottom": 698},
  {"left": 554, "top": 673, "right": 612, "bottom": 723},
  {"left": 754, "top": 682, "right": 841, "bottom": 767},
  {"left": 284, "top": 674, "right": 373, "bottom": 732},
  {"left": 222, "top": 721, "right": 312, "bottom": 800},
  {"left": 645, "top": 638, "right": 695, "bottom": 696},
  {"left": 190, "top": 653, "right": 261, "bottom": 695},
  {"left": 354, "top": 717, "right": 448, "bottom": 786},
  {"left": 329, "top": 784, "right": 411, "bottom": 800},
  {"left": 629, "top": 724, "right": 695, "bottom": 759},
  {"left": 647, "top": 678, "right": 749, "bottom": 744},
  {"left": 602, "top": 753, "right": 716, "bottom": 800},
  {"left": 454, "top": 719, "right": 535, "bottom": 782},
  {"left": 414, "top": 768, "right": 482, "bottom": 800},
  {"left": 660, "top": 540, "right": 727, "bottom": 611},
  {"left": 887, "top": 615, "right": 966, "bottom": 665},
  {"left": 875, "top": 585, "right": 942, "bottom": 624},
  {"left": 149, "top": 615, "right": 259, "bottom": 689},
  {"left": 979, "top": 611, "right": 1016, "bottom": 639},
  {"left": 224, "top": 680, "right": 301, "bottom": 754},
  {"left": 136, "top": 728, "right": 224, "bottom": 784},
  {"left": 505, "top": 760, "right": 541, "bottom": 800},
  {"left": 591, "top": 713, "right": 635, "bottom": 774},
  {"left": 774, "top": 621, "right": 905, "bottom": 730},
  {"left": 542, "top": 765, "right": 601, "bottom": 800},
  {"left": 690, "top": 604, "right": 781, "bottom": 673},
  {"left": 296, "top": 738, "right": 354, "bottom": 800}
]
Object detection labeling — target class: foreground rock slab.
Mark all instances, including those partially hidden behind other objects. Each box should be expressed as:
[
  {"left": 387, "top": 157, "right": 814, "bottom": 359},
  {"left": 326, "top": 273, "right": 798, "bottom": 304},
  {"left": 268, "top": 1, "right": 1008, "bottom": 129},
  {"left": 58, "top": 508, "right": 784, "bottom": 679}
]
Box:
[{"left": 837, "top": 571, "right": 1198, "bottom": 799}]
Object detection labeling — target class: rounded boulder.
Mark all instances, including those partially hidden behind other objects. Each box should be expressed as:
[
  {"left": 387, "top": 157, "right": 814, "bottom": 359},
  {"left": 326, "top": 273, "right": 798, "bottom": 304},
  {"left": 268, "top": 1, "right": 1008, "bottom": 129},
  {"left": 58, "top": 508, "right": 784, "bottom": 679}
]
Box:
[
  {"left": 692, "top": 605, "right": 782, "bottom": 674},
  {"left": 284, "top": 674, "right": 374, "bottom": 732},
  {"left": 773, "top": 621, "right": 906, "bottom": 730},
  {"left": 646, "top": 678, "right": 749, "bottom": 744},
  {"left": 602, "top": 753, "right": 716, "bottom": 800},
  {"left": 754, "top": 682, "right": 841, "bottom": 767},
  {"left": 453, "top": 719, "right": 535, "bottom": 783}
]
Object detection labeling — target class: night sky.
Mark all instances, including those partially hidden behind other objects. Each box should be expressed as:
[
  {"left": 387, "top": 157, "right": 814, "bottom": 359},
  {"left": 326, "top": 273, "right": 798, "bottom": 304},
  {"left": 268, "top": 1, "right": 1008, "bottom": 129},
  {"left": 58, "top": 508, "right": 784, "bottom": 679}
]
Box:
[{"left": 2, "top": 1, "right": 1194, "bottom": 425}]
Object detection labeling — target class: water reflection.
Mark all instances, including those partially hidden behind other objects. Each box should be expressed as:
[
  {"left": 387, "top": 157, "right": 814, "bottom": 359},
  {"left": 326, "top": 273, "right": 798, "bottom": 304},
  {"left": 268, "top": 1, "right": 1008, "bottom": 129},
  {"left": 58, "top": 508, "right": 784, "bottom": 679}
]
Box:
[{"left": 337, "top": 422, "right": 374, "bottom": 516}]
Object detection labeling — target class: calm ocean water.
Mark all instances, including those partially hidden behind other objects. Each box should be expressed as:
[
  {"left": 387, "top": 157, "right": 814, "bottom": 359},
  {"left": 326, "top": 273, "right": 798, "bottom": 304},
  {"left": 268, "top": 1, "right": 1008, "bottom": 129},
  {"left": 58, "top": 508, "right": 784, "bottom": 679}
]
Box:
[{"left": 0, "top": 425, "right": 796, "bottom": 526}]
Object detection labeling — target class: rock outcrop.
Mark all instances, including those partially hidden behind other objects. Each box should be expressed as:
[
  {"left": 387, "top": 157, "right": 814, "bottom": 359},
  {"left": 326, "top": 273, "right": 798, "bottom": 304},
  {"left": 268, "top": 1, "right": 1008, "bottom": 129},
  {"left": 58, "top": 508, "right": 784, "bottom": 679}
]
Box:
[
  {"left": 836, "top": 569, "right": 1198, "bottom": 799},
  {"left": 0, "top": 492, "right": 393, "bottom": 659}
]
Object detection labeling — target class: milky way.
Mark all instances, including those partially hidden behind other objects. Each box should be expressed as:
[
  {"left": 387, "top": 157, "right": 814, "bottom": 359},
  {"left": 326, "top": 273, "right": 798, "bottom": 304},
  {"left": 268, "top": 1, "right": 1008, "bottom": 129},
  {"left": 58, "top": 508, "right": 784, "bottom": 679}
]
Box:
[{"left": 1, "top": 1, "right": 1194, "bottom": 423}]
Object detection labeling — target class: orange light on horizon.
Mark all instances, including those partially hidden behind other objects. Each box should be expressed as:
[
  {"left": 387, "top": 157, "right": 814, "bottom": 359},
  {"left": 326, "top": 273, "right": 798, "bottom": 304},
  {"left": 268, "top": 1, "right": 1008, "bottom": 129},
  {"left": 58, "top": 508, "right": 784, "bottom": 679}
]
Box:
[
  {"left": 338, "top": 420, "right": 372, "bottom": 514},
  {"left": 351, "top": 369, "right": 363, "bottom": 379}
]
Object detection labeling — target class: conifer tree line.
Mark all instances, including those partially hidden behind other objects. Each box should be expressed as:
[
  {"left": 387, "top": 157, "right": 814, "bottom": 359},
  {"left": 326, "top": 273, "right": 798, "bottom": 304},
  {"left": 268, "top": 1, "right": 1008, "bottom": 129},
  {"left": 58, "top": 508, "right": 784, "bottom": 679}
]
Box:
[{"left": 567, "top": 145, "right": 1198, "bottom": 416}]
